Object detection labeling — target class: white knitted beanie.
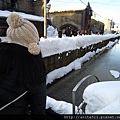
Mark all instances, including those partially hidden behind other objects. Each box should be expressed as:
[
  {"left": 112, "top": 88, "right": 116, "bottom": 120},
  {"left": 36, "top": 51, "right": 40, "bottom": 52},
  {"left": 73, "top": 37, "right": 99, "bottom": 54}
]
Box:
[{"left": 6, "top": 13, "right": 40, "bottom": 55}]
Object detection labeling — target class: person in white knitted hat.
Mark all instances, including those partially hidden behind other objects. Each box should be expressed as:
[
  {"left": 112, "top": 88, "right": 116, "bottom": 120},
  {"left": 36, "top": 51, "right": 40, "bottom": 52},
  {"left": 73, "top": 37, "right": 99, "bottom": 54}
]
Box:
[
  {"left": 0, "top": 13, "right": 47, "bottom": 116},
  {"left": 7, "top": 13, "right": 41, "bottom": 55}
]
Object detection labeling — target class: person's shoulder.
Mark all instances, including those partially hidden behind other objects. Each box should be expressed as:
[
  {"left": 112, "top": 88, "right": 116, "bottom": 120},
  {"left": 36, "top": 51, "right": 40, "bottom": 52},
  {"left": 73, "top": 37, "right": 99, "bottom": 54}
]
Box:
[
  {"left": 0, "top": 42, "right": 42, "bottom": 58},
  {"left": 0, "top": 43, "right": 28, "bottom": 56}
]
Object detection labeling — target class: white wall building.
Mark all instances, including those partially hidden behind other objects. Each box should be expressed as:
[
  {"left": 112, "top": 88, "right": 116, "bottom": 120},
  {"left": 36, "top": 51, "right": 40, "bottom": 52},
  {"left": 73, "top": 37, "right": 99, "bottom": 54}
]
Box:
[{"left": 101, "top": 18, "right": 112, "bottom": 33}]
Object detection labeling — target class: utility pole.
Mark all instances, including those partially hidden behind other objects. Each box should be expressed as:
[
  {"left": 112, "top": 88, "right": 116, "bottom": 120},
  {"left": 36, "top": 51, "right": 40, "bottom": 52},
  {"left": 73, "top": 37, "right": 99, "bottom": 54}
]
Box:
[{"left": 44, "top": 0, "right": 47, "bottom": 39}]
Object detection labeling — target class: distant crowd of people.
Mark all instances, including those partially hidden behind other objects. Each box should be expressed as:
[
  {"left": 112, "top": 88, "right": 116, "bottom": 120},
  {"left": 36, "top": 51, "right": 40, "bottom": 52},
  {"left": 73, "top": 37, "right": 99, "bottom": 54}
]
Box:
[
  {"left": 58, "top": 27, "right": 79, "bottom": 38},
  {"left": 58, "top": 26, "right": 105, "bottom": 38},
  {"left": 64, "top": 27, "right": 78, "bottom": 37}
]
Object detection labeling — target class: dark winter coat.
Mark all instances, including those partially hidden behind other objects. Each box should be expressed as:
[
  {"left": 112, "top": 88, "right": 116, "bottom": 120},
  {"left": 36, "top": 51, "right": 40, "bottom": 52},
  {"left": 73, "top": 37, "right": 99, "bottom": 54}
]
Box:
[{"left": 0, "top": 42, "right": 46, "bottom": 115}]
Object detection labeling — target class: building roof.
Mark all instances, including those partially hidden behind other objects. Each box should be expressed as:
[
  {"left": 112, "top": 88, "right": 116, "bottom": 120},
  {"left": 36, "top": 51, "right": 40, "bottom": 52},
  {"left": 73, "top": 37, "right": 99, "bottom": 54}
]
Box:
[{"left": 49, "top": 4, "right": 86, "bottom": 13}]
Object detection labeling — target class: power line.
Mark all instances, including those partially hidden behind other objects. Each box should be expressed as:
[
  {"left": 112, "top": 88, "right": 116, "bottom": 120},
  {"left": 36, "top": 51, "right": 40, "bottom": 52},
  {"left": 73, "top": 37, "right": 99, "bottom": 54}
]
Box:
[
  {"left": 79, "top": 0, "right": 86, "bottom": 6},
  {"left": 79, "top": 0, "right": 106, "bottom": 20},
  {"left": 90, "top": 2, "right": 120, "bottom": 6}
]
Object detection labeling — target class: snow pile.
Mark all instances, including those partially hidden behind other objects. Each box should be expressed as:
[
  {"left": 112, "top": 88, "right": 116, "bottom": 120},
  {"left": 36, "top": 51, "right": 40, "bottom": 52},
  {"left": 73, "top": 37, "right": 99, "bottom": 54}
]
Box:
[
  {"left": 110, "top": 70, "right": 120, "bottom": 78},
  {"left": 47, "top": 25, "right": 58, "bottom": 38},
  {"left": 40, "top": 37, "right": 77, "bottom": 57},
  {"left": 46, "top": 96, "right": 78, "bottom": 114},
  {"left": 40, "top": 34, "right": 119, "bottom": 57},
  {"left": 0, "top": 10, "right": 44, "bottom": 21},
  {"left": 75, "top": 34, "right": 110, "bottom": 48},
  {"left": 83, "top": 81, "right": 120, "bottom": 114}
]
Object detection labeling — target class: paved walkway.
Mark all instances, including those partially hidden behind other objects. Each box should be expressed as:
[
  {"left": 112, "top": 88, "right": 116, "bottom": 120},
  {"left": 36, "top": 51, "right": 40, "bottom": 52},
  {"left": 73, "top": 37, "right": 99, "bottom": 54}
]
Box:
[{"left": 47, "top": 40, "right": 120, "bottom": 106}]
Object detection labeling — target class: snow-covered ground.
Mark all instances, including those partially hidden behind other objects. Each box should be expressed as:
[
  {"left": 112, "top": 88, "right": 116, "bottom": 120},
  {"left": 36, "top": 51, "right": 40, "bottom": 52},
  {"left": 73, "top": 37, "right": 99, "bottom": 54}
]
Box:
[
  {"left": 83, "top": 81, "right": 120, "bottom": 114},
  {"left": 46, "top": 81, "right": 120, "bottom": 115},
  {"left": 1, "top": 10, "right": 120, "bottom": 115}
]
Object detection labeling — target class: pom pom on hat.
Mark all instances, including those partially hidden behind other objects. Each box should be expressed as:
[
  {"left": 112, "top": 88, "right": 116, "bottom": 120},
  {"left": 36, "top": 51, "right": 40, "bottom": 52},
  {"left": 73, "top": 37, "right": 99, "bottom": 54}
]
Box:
[
  {"left": 7, "top": 13, "right": 24, "bottom": 28},
  {"left": 28, "top": 43, "right": 40, "bottom": 55},
  {"left": 7, "top": 13, "right": 41, "bottom": 55}
]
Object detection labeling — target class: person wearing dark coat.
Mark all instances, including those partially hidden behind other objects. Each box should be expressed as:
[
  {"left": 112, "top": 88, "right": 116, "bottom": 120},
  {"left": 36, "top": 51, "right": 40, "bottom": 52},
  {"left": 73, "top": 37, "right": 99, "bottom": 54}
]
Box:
[{"left": 0, "top": 13, "right": 47, "bottom": 116}]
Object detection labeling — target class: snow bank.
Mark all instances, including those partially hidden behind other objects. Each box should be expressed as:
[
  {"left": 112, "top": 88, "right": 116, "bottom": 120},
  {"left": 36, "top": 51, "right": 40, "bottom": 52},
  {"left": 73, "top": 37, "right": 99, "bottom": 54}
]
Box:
[
  {"left": 46, "top": 96, "right": 76, "bottom": 114},
  {"left": 47, "top": 25, "right": 58, "bottom": 38},
  {"left": 83, "top": 81, "right": 120, "bottom": 114},
  {"left": 40, "top": 34, "right": 119, "bottom": 57},
  {"left": 0, "top": 10, "right": 44, "bottom": 21}
]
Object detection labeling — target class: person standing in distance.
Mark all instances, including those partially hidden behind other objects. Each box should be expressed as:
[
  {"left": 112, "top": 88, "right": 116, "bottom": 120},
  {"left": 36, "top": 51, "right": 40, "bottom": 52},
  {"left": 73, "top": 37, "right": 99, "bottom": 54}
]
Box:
[{"left": 0, "top": 13, "right": 46, "bottom": 115}]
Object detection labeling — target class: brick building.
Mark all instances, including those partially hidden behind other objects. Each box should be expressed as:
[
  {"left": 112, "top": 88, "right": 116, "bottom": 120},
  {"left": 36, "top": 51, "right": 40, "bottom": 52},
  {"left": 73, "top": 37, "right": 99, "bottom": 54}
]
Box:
[
  {"left": 0, "top": 0, "right": 44, "bottom": 37},
  {"left": 49, "top": 2, "right": 93, "bottom": 35},
  {"left": 49, "top": 2, "right": 104, "bottom": 35},
  {"left": 91, "top": 18, "right": 104, "bottom": 34},
  {"left": 0, "top": 0, "right": 44, "bottom": 16}
]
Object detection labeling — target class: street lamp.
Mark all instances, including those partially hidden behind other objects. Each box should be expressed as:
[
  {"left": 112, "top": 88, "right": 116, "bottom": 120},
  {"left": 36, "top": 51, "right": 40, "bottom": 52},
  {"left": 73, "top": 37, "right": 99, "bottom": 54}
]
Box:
[{"left": 43, "top": 0, "right": 50, "bottom": 39}]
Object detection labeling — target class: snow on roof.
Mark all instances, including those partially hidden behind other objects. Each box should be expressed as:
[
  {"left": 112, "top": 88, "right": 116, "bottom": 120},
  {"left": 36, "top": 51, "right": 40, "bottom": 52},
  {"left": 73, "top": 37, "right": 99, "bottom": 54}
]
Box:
[
  {"left": 49, "top": 5, "right": 86, "bottom": 13},
  {"left": 0, "top": 10, "right": 44, "bottom": 22}
]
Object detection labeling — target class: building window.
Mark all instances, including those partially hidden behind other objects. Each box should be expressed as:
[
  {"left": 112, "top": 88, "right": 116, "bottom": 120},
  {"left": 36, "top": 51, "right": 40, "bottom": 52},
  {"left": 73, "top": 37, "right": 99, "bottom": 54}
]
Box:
[
  {"left": 5, "top": 0, "right": 18, "bottom": 11},
  {"left": 11, "top": 0, "right": 18, "bottom": 11}
]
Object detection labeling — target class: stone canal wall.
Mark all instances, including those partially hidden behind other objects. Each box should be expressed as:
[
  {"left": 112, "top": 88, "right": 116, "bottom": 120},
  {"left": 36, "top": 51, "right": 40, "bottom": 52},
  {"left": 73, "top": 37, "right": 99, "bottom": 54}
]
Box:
[{"left": 43, "top": 36, "right": 120, "bottom": 74}]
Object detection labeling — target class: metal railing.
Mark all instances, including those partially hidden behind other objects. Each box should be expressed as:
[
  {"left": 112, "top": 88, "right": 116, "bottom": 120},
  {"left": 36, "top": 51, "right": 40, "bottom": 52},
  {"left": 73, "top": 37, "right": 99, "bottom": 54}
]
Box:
[{"left": 72, "top": 75, "right": 100, "bottom": 114}]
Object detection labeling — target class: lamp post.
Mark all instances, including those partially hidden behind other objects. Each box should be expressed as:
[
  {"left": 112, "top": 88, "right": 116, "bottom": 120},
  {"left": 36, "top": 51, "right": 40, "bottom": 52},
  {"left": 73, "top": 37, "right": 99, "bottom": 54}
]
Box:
[{"left": 44, "top": 0, "right": 47, "bottom": 39}]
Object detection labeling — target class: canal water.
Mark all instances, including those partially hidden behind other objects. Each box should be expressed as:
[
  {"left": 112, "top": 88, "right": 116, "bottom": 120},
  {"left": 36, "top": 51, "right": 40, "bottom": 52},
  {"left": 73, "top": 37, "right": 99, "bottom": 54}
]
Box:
[{"left": 47, "top": 39, "right": 120, "bottom": 106}]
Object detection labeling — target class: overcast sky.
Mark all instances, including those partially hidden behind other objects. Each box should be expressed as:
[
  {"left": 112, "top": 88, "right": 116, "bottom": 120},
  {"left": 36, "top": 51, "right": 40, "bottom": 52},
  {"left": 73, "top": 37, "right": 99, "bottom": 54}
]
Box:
[{"left": 49, "top": 0, "right": 120, "bottom": 24}]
